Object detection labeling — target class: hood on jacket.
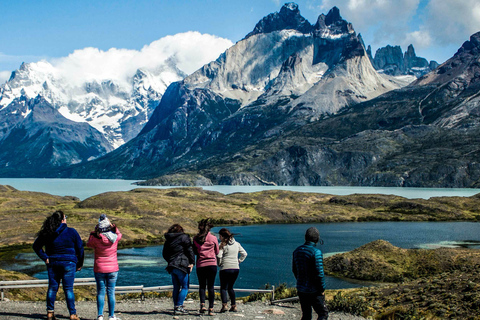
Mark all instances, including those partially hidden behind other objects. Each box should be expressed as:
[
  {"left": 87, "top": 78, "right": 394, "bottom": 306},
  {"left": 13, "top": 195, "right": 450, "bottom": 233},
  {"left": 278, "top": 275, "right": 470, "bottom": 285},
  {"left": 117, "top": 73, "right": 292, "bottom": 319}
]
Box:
[{"left": 55, "top": 223, "right": 68, "bottom": 237}]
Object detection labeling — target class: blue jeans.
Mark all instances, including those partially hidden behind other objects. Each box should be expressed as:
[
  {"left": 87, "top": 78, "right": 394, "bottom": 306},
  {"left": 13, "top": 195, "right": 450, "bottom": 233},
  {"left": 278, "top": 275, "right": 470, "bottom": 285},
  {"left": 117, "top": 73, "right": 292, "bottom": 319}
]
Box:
[
  {"left": 46, "top": 261, "right": 77, "bottom": 315},
  {"left": 95, "top": 272, "right": 118, "bottom": 318},
  {"left": 171, "top": 268, "right": 189, "bottom": 307}
]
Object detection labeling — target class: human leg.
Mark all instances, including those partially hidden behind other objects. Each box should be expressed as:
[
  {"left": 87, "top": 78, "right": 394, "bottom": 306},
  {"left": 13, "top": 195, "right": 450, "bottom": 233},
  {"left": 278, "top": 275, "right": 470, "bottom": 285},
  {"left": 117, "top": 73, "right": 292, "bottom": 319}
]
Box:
[
  {"left": 311, "top": 293, "right": 329, "bottom": 320},
  {"left": 298, "top": 292, "right": 313, "bottom": 320},
  {"left": 95, "top": 273, "right": 107, "bottom": 317},
  {"left": 171, "top": 268, "right": 189, "bottom": 307},
  {"left": 219, "top": 270, "right": 228, "bottom": 304},
  {"left": 196, "top": 267, "right": 208, "bottom": 306},
  {"left": 106, "top": 272, "right": 118, "bottom": 318},
  {"left": 205, "top": 266, "right": 217, "bottom": 309},
  {"left": 60, "top": 261, "right": 77, "bottom": 316},
  {"left": 225, "top": 269, "right": 239, "bottom": 306},
  {"left": 46, "top": 265, "right": 61, "bottom": 313}
]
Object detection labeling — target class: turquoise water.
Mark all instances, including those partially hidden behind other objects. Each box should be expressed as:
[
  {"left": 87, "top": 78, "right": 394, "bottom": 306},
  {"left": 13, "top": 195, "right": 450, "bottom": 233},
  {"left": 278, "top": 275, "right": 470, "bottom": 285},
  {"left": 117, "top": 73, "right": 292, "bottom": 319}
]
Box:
[
  {"left": 1, "top": 178, "right": 480, "bottom": 200},
  {"left": 7, "top": 221, "right": 480, "bottom": 291}
]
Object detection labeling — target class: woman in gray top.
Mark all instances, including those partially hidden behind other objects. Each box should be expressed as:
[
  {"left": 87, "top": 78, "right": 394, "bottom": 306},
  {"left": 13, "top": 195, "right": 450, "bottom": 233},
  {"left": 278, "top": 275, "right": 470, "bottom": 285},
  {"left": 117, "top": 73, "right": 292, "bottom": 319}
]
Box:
[{"left": 216, "top": 228, "right": 247, "bottom": 313}]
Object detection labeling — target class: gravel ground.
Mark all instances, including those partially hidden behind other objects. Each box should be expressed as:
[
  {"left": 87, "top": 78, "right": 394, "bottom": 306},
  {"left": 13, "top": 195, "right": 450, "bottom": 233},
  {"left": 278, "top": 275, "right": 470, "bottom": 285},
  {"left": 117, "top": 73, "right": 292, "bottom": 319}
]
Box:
[{"left": 0, "top": 298, "right": 368, "bottom": 320}]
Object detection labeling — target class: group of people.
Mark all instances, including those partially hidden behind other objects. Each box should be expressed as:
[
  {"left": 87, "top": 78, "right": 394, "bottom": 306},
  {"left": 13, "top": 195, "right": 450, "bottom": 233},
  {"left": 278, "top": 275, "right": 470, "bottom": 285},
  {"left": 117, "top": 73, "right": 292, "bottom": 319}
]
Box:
[
  {"left": 161, "top": 219, "right": 248, "bottom": 315},
  {"left": 33, "top": 211, "right": 122, "bottom": 320},
  {"left": 33, "top": 211, "right": 328, "bottom": 320}
]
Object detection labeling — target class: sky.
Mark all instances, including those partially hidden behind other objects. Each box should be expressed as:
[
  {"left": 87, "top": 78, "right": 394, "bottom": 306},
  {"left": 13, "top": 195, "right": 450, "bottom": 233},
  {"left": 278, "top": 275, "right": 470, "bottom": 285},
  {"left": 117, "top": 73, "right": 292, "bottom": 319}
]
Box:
[{"left": 1, "top": 0, "right": 480, "bottom": 84}]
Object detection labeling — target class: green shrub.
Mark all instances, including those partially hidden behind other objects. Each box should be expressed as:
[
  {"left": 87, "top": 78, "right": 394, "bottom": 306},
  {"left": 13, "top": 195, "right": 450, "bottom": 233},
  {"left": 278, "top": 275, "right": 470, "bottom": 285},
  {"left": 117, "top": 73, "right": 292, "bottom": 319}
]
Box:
[{"left": 328, "top": 292, "right": 368, "bottom": 316}]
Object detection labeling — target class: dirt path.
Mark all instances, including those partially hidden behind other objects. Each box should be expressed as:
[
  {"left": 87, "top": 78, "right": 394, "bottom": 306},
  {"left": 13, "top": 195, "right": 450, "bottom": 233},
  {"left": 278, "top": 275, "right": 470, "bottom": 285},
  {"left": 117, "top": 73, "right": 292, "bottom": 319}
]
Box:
[{"left": 0, "top": 298, "right": 368, "bottom": 320}]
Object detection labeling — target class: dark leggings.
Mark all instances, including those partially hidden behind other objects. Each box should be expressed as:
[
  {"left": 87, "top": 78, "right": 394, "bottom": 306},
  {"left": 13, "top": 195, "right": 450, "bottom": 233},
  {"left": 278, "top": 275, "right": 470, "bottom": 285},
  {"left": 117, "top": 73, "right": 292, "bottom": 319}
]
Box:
[
  {"left": 219, "top": 269, "right": 239, "bottom": 305},
  {"left": 196, "top": 266, "right": 217, "bottom": 308}
]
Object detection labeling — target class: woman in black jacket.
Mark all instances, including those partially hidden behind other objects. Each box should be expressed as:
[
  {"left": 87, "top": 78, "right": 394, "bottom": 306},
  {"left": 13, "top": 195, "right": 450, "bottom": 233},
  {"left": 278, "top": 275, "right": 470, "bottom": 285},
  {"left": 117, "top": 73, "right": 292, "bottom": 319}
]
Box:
[{"left": 162, "top": 224, "right": 195, "bottom": 315}]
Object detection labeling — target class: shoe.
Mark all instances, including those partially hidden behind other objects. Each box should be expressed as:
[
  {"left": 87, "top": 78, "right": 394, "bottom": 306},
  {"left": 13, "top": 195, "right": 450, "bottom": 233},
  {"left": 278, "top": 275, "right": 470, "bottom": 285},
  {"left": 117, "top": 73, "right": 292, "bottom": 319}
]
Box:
[
  {"left": 208, "top": 308, "right": 216, "bottom": 316},
  {"left": 199, "top": 303, "right": 207, "bottom": 313},
  {"left": 229, "top": 305, "right": 237, "bottom": 312},
  {"left": 109, "top": 317, "right": 121, "bottom": 320},
  {"left": 219, "top": 303, "right": 228, "bottom": 313},
  {"left": 47, "top": 311, "right": 56, "bottom": 320},
  {"left": 69, "top": 315, "right": 80, "bottom": 320},
  {"left": 97, "top": 316, "right": 104, "bottom": 320},
  {"left": 174, "top": 306, "right": 188, "bottom": 315}
]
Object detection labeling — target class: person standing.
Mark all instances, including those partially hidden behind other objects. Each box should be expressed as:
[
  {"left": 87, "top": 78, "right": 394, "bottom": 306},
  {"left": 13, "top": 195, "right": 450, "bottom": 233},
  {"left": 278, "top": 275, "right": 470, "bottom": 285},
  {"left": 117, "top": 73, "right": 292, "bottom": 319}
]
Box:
[
  {"left": 162, "top": 224, "right": 195, "bottom": 315},
  {"left": 292, "top": 227, "right": 329, "bottom": 320},
  {"left": 87, "top": 214, "right": 122, "bottom": 320},
  {"left": 217, "top": 228, "right": 247, "bottom": 313},
  {"left": 193, "top": 219, "right": 219, "bottom": 316},
  {"left": 33, "top": 210, "right": 84, "bottom": 320}
]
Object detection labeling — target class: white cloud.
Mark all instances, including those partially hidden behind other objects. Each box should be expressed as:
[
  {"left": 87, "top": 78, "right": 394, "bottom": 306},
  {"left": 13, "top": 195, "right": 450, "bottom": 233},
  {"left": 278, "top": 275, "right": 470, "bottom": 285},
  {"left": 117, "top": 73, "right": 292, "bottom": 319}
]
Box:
[
  {"left": 49, "top": 31, "right": 233, "bottom": 89},
  {"left": 318, "top": 0, "right": 420, "bottom": 46},
  {"left": 422, "top": 0, "right": 480, "bottom": 45},
  {"left": 0, "top": 71, "right": 11, "bottom": 84}
]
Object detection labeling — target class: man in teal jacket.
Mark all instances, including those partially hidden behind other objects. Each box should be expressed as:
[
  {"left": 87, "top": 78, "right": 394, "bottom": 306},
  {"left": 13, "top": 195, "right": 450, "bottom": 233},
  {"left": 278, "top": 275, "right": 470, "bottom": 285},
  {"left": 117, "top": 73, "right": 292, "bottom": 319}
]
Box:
[{"left": 292, "top": 227, "right": 328, "bottom": 320}]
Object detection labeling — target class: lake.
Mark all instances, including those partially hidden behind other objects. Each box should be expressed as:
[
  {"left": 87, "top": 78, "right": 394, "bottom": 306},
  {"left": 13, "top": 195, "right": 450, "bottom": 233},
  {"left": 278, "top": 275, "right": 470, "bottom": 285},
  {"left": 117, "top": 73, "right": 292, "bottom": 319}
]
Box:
[
  {"left": 1, "top": 178, "right": 480, "bottom": 200},
  {"left": 6, "top": 222, "right": 480, "bottom": 291},
  {"left": 1, "top": 179, "right": 479, "bottom": 291}
]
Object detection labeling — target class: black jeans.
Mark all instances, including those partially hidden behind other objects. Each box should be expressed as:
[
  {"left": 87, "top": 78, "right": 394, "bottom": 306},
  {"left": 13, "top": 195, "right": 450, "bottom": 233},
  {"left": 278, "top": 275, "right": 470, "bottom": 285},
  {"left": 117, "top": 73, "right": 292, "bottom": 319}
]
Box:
[
  {"left": 196, "top": 266, "right": 217, "bottom": 308},
  {"left": 219, "top": 269, "right": 239, "bottom": 305},
  {"left": 298, "top": 292, "right": 328, "bottom": 320}
]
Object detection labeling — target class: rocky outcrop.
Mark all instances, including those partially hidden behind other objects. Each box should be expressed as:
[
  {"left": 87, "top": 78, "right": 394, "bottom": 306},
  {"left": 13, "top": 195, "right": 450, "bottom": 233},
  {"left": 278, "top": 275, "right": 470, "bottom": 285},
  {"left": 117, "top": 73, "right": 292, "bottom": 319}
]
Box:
[{"left": 371, "top": 44, "right": 438, "bottom": 77}]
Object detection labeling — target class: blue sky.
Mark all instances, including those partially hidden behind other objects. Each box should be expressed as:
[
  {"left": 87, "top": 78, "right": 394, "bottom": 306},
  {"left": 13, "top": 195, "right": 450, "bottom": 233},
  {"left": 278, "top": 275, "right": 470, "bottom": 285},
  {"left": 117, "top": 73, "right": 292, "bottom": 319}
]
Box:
[{"left": 1, "top": 0, "right": 479, "bottom": 82}]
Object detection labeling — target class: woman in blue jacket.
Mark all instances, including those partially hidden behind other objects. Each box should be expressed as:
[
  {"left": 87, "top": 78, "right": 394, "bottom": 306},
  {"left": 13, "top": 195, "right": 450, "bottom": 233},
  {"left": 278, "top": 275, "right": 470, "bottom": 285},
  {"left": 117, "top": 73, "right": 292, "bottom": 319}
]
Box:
[{"left": 33, "top": 211, "right": 84, "bottom": 320}]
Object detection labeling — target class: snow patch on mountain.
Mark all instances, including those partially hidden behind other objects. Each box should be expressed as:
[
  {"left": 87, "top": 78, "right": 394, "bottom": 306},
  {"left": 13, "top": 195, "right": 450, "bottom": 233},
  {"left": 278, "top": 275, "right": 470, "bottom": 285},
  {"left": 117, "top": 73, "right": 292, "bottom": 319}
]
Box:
[{"left": 0, "top": 32, "right": 233, "bottom": 148}]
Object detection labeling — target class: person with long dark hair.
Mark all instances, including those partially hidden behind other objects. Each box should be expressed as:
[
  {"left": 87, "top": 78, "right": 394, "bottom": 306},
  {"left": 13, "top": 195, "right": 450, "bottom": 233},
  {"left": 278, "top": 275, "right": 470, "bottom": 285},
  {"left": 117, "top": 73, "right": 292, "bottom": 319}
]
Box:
[
  {"left": 33, "top": 210, "right": 84, "bottom": 320},
  {"left": 162, "top": 224, "right": 195, "bottom": 315},
  {"left": 217, "top": 228, "right": 247, "bottom": 313},
  {"left": 87, "top": 214, "right": 122, "bottom": 320},
  {"left": 193, "top": 219, "right": 219, "bottom": 315}
]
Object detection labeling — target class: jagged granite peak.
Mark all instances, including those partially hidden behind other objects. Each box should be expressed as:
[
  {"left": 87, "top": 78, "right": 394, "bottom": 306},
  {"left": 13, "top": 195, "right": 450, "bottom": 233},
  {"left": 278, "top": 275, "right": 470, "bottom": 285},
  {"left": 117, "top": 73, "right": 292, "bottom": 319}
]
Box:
[
  {"left": 455, "top": 31, "right": 480, "bottom": 56},
  {"left": 371, "top": 44, "right": 437, "bottom": 77},
  {"left": 245, "top": 2, "right": 312, "bottom": 39},
  {"left": 314, "top": 6, "right": 355, "bottom": 37}
]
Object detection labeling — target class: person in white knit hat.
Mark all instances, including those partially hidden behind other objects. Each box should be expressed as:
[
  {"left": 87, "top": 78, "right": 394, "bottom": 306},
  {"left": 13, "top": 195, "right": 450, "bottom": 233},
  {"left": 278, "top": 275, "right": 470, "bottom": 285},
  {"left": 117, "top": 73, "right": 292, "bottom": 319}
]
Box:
[{"left": 87, "top": 214, "right": 122, "bottom": 320}]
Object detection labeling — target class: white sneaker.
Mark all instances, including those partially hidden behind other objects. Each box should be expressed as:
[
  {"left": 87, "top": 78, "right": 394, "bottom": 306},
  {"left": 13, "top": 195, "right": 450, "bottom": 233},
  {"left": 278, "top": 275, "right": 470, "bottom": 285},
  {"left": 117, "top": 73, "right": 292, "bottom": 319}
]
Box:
[
  {"left": 97, "top": 316, "right": 104, "bottom": 320},
  {"left": 109, "top": 317, "right": 121, "bottom": 320}
]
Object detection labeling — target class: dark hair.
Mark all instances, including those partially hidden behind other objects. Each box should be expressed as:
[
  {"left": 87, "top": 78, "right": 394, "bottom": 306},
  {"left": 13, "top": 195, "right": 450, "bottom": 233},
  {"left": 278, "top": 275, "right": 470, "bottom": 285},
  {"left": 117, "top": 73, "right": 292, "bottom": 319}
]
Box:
[
  {"left": 194, "top": 219, "right": 213, "bottom": 245},
  {"left": 167, "top": 224, "right": 184, "bottom": 234},
  {"left": 37, "top": 210, "right": 65, "bottom": 238},
  {"left": 218, "top": 228, "right": 234, "bottom": 244}
]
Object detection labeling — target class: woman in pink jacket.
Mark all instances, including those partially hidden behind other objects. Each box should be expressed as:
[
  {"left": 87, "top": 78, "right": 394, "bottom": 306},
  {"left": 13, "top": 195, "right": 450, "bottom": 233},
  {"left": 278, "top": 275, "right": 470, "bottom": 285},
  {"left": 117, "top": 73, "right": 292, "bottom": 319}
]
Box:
[
  {"left": 193, "top": 219, "right": 219, "bottom": 316},
  {"left": 87, "top": 214, "right": 122, "bottom": 320}
]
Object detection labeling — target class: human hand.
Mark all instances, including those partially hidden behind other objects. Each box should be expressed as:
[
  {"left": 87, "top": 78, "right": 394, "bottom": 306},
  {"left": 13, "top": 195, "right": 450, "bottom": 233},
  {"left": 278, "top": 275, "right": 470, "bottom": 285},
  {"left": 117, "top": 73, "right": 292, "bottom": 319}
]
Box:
[
  {"left": 76, "top": 267, "right": 82, "bottom": 272},
  {"left": 188, "top": 264, "right": 194, "bottom": 272},
  {"left": 45, "top": 258, "right": 49, "bottom": 265}
]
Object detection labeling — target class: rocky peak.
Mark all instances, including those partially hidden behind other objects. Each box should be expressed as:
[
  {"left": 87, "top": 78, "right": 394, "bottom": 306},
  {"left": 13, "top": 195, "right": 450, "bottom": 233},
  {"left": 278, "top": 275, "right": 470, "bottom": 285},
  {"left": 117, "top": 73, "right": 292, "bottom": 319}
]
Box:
[
  {"left": 314, "top": 6, "right": 354, "bottom": 36},
  {"left": 325, "top": 6, "right": 341, "bottom": 25},
  {"left": 245, "top": 2, "right": 312, "bottom": 39},
  {"left": 455, "top": 31, "right": 480, "bottom": 56}
]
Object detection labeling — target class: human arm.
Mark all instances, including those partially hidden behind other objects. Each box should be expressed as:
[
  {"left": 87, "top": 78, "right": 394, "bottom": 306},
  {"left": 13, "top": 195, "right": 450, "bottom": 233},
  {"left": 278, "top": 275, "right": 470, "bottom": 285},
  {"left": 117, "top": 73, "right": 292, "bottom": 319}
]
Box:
[
  {"left": 314, "top": 249, "right": 326, "bottom": 293},
  {"left": 73, "top": 229, "right": 84, "bottom": 271},
  {"left": 292, "top": 252, "right": 298, "bottom": 279},
  {"left": 32, "top": 236, "right": 48, "bottom": 263},
  {"left": 238, "top": 243, "right": 247, "bottom": 263},
  {"left": 183, "top": 235, "right": 195, "bottom": 271},
  {"left": 114, "top": 225, "right": 122, "bottom": 242}
]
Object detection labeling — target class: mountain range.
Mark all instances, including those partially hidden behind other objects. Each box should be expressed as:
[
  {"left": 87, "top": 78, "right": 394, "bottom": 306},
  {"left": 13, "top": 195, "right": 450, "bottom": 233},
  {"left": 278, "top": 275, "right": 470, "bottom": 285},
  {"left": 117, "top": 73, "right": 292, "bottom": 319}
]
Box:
[{"left": 1, "top": 3, "right": 478, "bottom": 188}]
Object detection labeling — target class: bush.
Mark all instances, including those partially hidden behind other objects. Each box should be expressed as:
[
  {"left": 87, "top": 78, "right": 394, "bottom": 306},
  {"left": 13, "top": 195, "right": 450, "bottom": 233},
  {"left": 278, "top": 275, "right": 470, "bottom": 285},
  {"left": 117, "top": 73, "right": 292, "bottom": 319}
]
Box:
[{"left": 328, "top": 292, "right": 368, "bottom": 316}]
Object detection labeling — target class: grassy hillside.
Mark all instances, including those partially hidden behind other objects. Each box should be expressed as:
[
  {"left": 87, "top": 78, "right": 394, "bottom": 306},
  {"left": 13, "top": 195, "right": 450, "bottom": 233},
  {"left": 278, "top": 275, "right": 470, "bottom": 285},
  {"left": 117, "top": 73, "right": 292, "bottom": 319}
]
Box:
[{"left": 324, "top": 241, "right": 480, "bottom": 319}]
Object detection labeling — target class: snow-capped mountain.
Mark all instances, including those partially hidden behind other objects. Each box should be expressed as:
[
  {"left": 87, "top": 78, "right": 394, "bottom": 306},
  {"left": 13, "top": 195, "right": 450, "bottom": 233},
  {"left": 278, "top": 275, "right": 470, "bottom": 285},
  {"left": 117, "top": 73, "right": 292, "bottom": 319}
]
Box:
[
  {"left": 62, "top": 4, "right": 411, "bottom": 180},
  {"left": 0, "top": 58, "right": 185, "bottom": 148}
]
